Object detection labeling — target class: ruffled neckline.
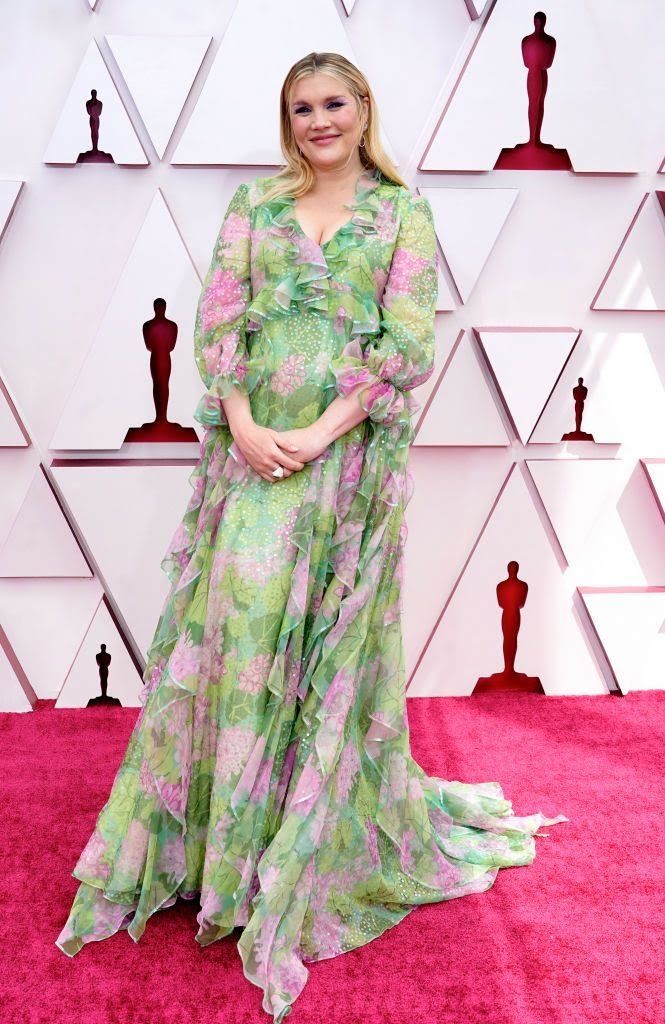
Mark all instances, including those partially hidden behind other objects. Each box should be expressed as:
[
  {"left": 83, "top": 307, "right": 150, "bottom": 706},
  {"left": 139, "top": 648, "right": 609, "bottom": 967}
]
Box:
[
  {"left": 259, "top": 165, "right": 385, "bottom": 259},
  {"left": 244, "top": 166, "right": 387, "bottom": 343}
]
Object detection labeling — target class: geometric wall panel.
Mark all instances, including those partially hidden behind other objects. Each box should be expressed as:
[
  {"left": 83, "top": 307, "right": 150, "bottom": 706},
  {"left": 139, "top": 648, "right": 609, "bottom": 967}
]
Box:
[
  {"left": 0, "top": 379, "right": 29, "bottom": 448},
  {"left": 477, "top": 328, "right": 580, "bottom": 443},
  {"left": 0, "top": 577, "right": 102, "bottom": 699},
  {"left": 106, "top": 35, "right": 212, "bottom": 159},
  {"left": 2, "top": 0, "right": 664, "bottom": 704},
  {"left": 530, "top": 326, "right": 665, "bottom": 451},
  {"left": 408, "top": 327, "right": 458, "bottom": 435},
  {"left": 0, "top": 182, "right": 25, "bottom": 456},
  {"left": 407, "top": 465, "right": 609, "bottom": 696},
  {"left": 423, "top": 0, "right": 638, "bottom": 172},
  {"left": 592, "top": 193, "right": 665, "bottom": 310},
  {"left": 0, "top": 469, "right": 91, "bottom": 578},
  {"left": 415, "top": 331, "right": 511, "bottom": 446},
  {"left": 643, "top": 460, "right": 665, "bottom": 521},
  {"left": 581, "top": 590, "right": 665, "bottom": 693},
  {"left": 50, "top": 462, "right": 193, "bottom": 657},
  {"left": 403, "top": 448, "right": 512, "bottom": 681},
  {"left": 43, "top": 39, "right": 148, "bottom": 165},
  {"left": 0, "top": 633, "right": 35, "bottom": 713},
  {"left": 55, "top": 596, "right": 144, "bottom": 708},
  {"left": 423, "top": 187, "right": 518, "bottom": 303},
  {"left": 172, "top": 0, "right": 396, "bottom": 165},
  {"left": 0, "top": 180, "right": 23, "bottom": 245},
  {"left": 527, "top": 459, "right": 665, "bottom": 586},
  {"left": 49, "top": 190, "right": 204, "bottom": 450},
  {"left": 465, "top": 0, "right": 491, "bottom": 17}
]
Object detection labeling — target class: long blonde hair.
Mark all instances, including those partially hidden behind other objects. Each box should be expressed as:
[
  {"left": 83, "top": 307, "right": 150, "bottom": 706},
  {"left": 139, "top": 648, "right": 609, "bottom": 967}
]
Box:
[{"left": 260, "top": 52, "right": 408, "bottom": 204}]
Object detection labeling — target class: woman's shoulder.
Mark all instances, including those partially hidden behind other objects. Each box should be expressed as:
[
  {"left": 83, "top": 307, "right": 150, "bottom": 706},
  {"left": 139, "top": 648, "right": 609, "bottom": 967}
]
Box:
[
  {"left": 244, "top": 174, "right": 286, "bottom": 207},
  {"left": 378, "top": 178, "right": 427, "bottom": 210},
  {"left": 394, "top": 184, "right": 433, "bottom": 220}
]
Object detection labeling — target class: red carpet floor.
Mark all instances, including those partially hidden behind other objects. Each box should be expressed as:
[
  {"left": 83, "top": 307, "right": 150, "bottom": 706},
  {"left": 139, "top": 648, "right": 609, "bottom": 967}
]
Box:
[{"left": 2, "top": 691, "right": 663, "bottom": 1024}]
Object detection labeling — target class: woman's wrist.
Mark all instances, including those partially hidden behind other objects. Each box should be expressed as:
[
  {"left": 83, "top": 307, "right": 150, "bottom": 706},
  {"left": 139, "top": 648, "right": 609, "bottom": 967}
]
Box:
[
  {"left": 315, "top": 384, "right": 370, "bottom": 445},
  {"left": 229, "top": 413, "right": 256, "bottom": 445},
  {"left": 220, "top": 388, "right": 255, "bottom": 440}
]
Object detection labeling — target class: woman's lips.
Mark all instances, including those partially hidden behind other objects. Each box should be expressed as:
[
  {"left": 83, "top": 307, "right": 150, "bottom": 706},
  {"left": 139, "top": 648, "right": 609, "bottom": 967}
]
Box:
[{"left": 311, "top": 135, "right": 340, "bottom": 145}]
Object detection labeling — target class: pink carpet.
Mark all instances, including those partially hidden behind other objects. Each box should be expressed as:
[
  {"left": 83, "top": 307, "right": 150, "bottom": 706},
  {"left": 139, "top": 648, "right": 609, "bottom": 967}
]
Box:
[{"left": 3, "top": 691, "right": 662, "bottom": 1024}]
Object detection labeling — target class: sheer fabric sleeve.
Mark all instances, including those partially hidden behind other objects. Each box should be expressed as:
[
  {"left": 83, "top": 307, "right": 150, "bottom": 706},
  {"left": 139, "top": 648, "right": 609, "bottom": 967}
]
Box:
[
  {"left": 193, "top": 181, "right": 252, "bottom": 429},
  {"left": 330, "top": 189, "right": 438, "bottom": 425}
]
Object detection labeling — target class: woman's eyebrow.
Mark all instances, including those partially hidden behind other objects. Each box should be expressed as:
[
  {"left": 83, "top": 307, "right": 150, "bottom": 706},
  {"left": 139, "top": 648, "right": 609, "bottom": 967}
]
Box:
[{"left": 291, "top": 95, "right": 345, "bottom": 107}]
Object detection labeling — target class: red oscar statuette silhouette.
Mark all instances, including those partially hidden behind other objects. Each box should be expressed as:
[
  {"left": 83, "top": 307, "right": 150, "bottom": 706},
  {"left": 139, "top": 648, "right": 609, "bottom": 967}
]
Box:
[
  {"left": 86, "top": 643, "right": 122, "bottom": 707},
  {"left": 124, "top": 297, "right": 199, "bottom": 443},
  {"left": 474, "top": 560, "right": 544, "bottom": 694},
  {"left": 561, "top": 376, "right": 594, "bottom": 441},
  {"left": 77, "top": 89, "right": 114, "bottom": 164},
  {"left": 494, "top": 11, "right": 572, "bottom": 171}
]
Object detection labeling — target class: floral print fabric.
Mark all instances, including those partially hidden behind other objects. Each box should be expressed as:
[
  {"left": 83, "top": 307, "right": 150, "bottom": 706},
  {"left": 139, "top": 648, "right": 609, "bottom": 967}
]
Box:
[{"left": 55, "top": 167, "right": 568, "bottom": 1022}]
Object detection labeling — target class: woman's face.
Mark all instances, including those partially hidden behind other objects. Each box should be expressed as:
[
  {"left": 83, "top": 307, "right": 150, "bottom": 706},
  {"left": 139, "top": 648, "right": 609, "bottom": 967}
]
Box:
[{"left": 288, "top": 72, "right": 368, "bottom": 173}]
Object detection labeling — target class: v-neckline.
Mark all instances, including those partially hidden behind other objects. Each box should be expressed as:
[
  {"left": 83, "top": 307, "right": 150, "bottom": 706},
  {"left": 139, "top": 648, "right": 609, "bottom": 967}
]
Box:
[{"left": 290, "top": 167, "right": 378, "bottom": 251}]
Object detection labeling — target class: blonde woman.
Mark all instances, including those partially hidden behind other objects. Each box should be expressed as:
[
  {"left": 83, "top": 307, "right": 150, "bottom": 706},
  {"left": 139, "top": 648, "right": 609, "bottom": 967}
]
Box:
[{"left": 56, "top": 52, "right": 567, "bottom": 1022}]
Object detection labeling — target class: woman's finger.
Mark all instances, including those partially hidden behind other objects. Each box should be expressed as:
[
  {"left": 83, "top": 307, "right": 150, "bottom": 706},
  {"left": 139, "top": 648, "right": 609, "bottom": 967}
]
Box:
[{"left": 270, "top": 449, "right": 305, "bottom": 471}]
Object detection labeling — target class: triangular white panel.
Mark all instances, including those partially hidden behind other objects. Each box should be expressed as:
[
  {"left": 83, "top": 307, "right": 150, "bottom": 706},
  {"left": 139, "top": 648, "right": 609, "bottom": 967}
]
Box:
[
  {"left": 465, "top": 0, "right": 491, "bottom": 16},
  {"left": 173, "top": 0, "right": 396, "bottom": 165},
  {"left": 85, "top": 0, "right": 101, "bottom": 10},
  {"left": 423, "top": 0, "right": 638, "bottom": 172},
  {"left": 531, "top": 328, "right": 665, "bottom": 449},
  {"left": 424, "top": 188, "right": 518, "bottom": 303},
  {"left": 592, "top": 193, "right": 665, "bottom": 311},
  {"left": 404, "top": 450, "right": 511, "bottom": 679},
  {"left": 416, "top": 332, "right": 510, "bottom": 446},
  {"left": 0, "top": 180, "right": 23, "bottom": 244},
  {"left": 408, "top": 465, "right": 608, "bottom": 696},
  {"left": 644, "top": 461, "right": 665, "bottom": 521},
  {"left": 0, "top": 578, "right": 102, "bottom": 699},
  {"left": 0, "top": 639, "right": 34, "bottom": 712},
  {"left": 51, "top": 461, "right": 193, "bottom": 656},
  {"left": 477, "top": 328, "right": 579, "bottom": 442},
  {"left": 0, "top": 470, "right": 91, "bottom": 577},
  {"left": 107, "top": 34, "right": 212, "bottom": 159},
  {"left": 0, "top": 381, "right": 29, "bottom": 447},
  {"left": 341, "top": 0, "right": 357, "bottom": 13},
  {"left": 581, "top": 590, "right": 665, "bottom": 693},
  {"left": 43, "top": 39, "right": 147, "bottom": 165},
  {"left": 56, "top": 597, "right": 143, "bottom": 708},
  {"left": 410, "top": 326, "right": 458, "bottom": 432},
  {"left": 50, "top": 190, "right": 203, "bottom": 450},
  {"left": 528, "top": 460, "right": 665, "bottom": 586}
]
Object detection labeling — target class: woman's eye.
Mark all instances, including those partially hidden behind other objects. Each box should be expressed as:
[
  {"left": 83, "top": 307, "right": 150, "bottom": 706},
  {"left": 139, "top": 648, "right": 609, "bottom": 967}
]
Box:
[{"left": 295, "top": 101, "right": 344, "bottom": 114}]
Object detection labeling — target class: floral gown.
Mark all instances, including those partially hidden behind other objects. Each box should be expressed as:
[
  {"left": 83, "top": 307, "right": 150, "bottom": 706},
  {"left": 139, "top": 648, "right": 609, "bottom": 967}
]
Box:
[{"left": 55, "top": 166, "right": 568, "bottom": 1022}]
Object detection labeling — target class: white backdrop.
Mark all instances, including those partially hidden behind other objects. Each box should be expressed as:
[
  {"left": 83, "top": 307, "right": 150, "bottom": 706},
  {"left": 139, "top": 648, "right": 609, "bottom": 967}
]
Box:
[{"left": 0, "top": 0, "right": 663, "bottom": 710}]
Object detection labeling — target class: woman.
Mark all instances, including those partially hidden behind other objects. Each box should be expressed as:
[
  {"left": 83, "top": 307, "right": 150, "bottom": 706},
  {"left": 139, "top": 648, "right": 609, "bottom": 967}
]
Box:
[{"left": 56, "top": 52, "right": 567, "bottom": 1022}]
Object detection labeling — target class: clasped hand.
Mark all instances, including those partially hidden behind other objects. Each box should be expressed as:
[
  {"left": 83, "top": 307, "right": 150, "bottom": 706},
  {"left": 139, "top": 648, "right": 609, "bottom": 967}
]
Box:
[{"left": 232, "top": 421, "right": 331, "bottom": 483}]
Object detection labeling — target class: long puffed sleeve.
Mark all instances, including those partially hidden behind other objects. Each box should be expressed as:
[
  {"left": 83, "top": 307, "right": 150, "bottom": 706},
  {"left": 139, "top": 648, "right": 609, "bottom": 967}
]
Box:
[
  {"left": 330, "top": 189, "right": 438, "bottom": 425},
  {"left": 193, "top": 181, "right": 252, "bottom": 429}
]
